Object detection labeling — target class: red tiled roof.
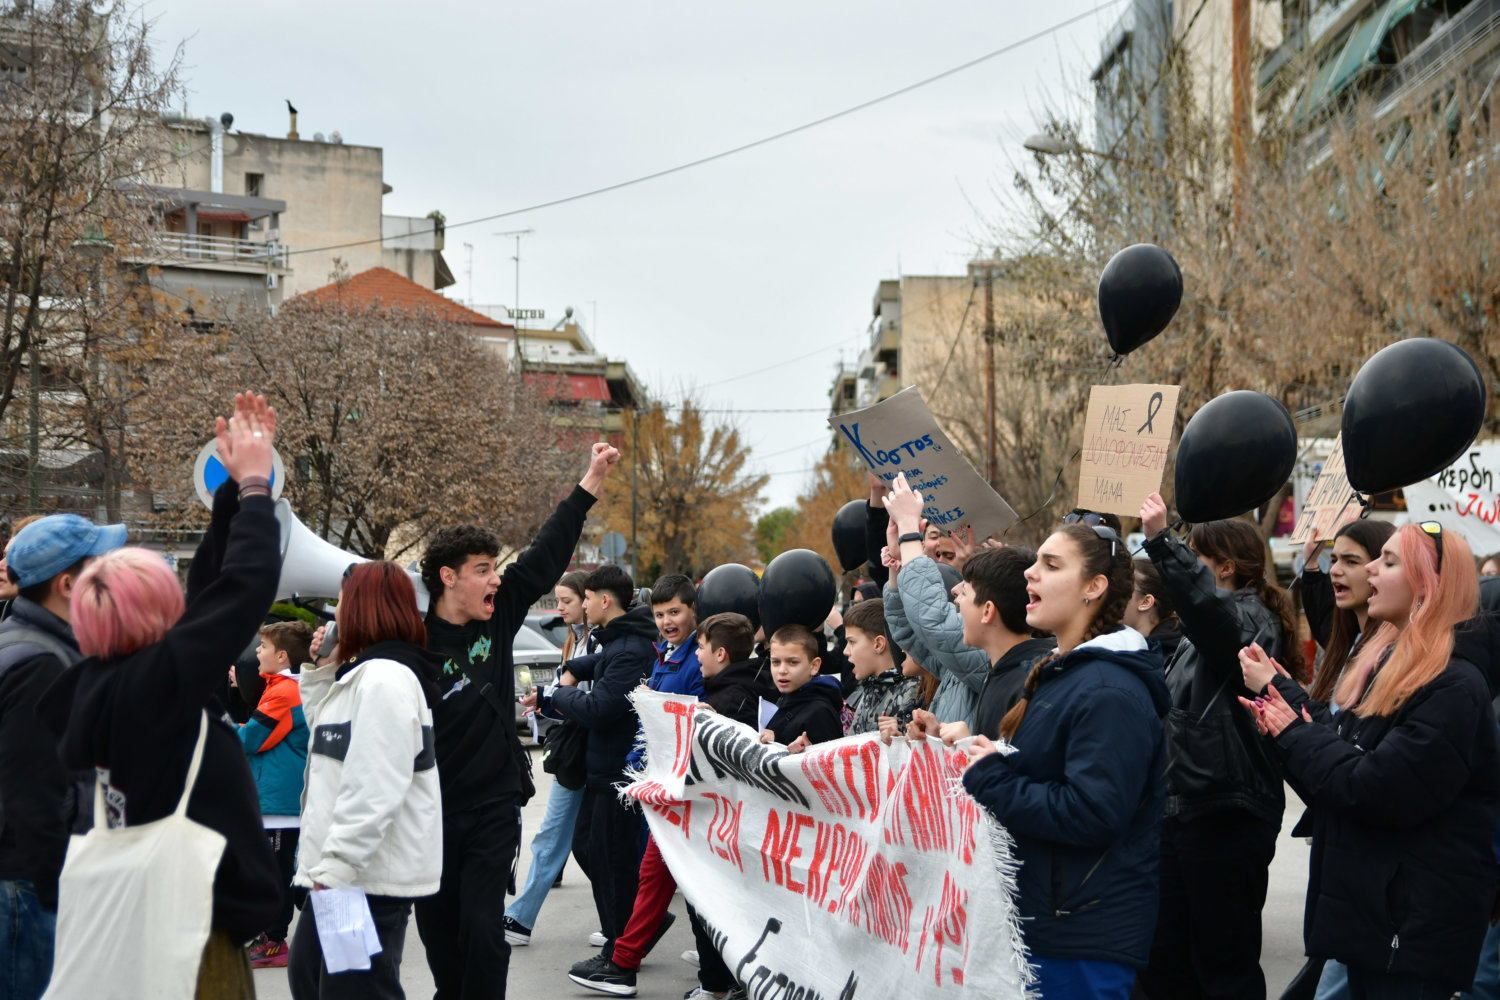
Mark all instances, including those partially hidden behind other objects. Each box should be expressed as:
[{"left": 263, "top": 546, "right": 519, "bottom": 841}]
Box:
[{"left": 298, "top": 267, "right": 512, "bottom": 330}]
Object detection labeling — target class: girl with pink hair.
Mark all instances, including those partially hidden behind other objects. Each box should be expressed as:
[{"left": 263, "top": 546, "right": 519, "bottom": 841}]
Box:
[
  {"left": 37, "top": 393, "right": 284, "bottom": 998},
  {"left": 1241, "top": 522, "right": 1500, "bottom": 998}
]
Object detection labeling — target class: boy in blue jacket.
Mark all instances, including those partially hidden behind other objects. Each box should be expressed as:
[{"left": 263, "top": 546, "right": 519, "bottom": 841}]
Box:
[{"left": 236, "top": 619, "right": 312, "bottom": 968}]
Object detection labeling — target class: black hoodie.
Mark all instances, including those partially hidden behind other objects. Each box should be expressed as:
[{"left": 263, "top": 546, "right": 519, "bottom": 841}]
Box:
[
  {"left": 970, "top": 636, "right": 1055, "bottom": 741},
  {"left": 703, "top": 658, "right": 774, "bottom": 728},
  {"left": 766, "top": 675, "right": 845, "bottom": 746},
  {"left": 550, "top": 604, "right": 659, "bottom": 787},
  {"left": 37, "top": 483, "right": 281, "bottom": 942}
]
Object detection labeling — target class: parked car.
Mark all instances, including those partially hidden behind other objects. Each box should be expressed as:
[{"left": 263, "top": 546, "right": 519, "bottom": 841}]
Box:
[
  {"left": 513, "top": 623, "right": 564, "bottom": 743},
  {"left": 525, "top": 610, "right": 568, "bottom": 649}
]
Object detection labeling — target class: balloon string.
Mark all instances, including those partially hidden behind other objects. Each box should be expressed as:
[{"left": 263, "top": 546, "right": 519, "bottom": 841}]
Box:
[{"left": 1004, "top": 448, "right": 1083, "bottom": 539}]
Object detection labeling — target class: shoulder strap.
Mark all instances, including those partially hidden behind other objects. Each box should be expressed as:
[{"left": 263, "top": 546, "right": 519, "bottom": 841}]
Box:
[
  {"left": 174, "top": 712, "right": 211, "bottom": 818},
  {"left": 0, "top": 624, "right": 78, "bottom": 679}
]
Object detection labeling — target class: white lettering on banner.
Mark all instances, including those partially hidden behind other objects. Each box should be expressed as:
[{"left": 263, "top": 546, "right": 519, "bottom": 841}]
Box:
[
  {"left": 828, "top": 387, "right": 1019, "bottom": 540},
  {"left": 624, "top": 691, "right": 1031, "bottom": 998}
]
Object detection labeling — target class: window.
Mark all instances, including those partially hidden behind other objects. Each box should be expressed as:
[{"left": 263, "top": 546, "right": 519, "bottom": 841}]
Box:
[{"left": 244, "top": 173, "right": 263, "bottom": 197}]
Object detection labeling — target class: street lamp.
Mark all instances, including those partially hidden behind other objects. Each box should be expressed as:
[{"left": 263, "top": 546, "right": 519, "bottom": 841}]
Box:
[{"left": 1023, "top": 133, "right": 1136, "bottom": 164}]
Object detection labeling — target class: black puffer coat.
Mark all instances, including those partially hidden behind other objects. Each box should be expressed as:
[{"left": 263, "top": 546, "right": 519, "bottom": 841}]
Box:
[
  {"left": 1270, "top": 661, "right": 1500, "bottom": 990},
  {"left": 1144, "top": 529, "right": 1287, "bottom": 822}
]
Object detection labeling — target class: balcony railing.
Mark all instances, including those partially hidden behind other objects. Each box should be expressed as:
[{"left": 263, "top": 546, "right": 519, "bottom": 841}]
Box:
[{"left": 143, "top": 232, "right": 289, "bottom": 269}]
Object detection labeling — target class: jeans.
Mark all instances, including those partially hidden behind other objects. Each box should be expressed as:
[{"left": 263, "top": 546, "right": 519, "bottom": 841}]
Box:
[
  {"left": 1316, "top": 960, "right": 1350, "bottom": 1000},
  {"left": 504, "top": 781, "right": 582, "bottom": 930},
  {"left": 1461, "top": 921, "right": 1500, "bottom": 1000},
  {"left": 287, "top": 894, "right": 412, "bottom": 1000},
  {"left": 1030, "top": 956, "right": 1135, "bottom": 999},
  {"left": 0, "top": 879, "right": 54, "bottom": 1000}
]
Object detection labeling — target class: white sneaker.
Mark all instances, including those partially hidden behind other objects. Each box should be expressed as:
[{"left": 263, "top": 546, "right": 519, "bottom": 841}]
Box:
[
  {"left": 589, "top": 930, "right": 608, "bottom": 947},
  {"left": 681, "top": 949, "right": 699, "bottom": 967}
]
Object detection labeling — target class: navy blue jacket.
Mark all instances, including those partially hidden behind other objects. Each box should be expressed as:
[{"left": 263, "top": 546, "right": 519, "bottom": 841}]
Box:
[
  {"left": 961, "top": 628, "right": 1168, "bottom": 969},
  {"left": 550, "top": 604, "right": 659, "bottom": 788}
]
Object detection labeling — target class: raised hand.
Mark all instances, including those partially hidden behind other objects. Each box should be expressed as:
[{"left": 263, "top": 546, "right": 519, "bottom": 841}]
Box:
[
  {"left": 1140, "top": 492, "right": 1170, "bottom": 539},
  {"left": 580, "top": 441, "right": 622, "bottom": 496},
  {"left": 883, "top": 473, "right": 925, "bottom": 535},
  {"left": 215, "top": 392, "right": 276, "bottom": 486},
  {"left": 950, "top": 526, "right": 976, "bottom": 572}
]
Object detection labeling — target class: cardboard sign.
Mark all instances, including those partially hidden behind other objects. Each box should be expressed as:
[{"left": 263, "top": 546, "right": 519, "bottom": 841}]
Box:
[
  {"left": 1076, "top": 384, "right": 1181, "bottom": 517},
  {"left": 627, "top": 690, "right": 1031, "bottom": 998},
  {"left": 1289, "top": 435, "right": 1362, "bottom": 544},
  {"left": 830, "top": 387, "right": 1018, "bottom": 539}
]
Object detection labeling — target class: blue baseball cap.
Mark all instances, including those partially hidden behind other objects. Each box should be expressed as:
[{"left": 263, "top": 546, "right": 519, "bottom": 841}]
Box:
[{"left": 9, "top": 515, "right": 128, "bottom": 588}]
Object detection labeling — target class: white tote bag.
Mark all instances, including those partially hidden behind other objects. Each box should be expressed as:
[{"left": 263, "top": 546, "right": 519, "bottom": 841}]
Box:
[{"left": 43, "top": 712, "right": 228, "bottom": 1000}]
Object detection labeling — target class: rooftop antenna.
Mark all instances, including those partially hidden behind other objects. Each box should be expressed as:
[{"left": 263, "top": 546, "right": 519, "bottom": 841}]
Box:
[
  {"left": 462, "top": 242, "right": 474, "bottom": 305},
  {"left": 493, "top": 228, "right": 533, "bottom": 324}
]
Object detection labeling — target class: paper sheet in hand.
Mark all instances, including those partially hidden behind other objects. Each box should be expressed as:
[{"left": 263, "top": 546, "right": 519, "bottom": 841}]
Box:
[
  {"left": 830, "top": 386, "right": 1018, "bottom": 539},
  {"left": 309, "top": 887, "right": 383, "bottom": 973},
  {"left": 758, "top": 697, "right": 778, "bottom": 730}
]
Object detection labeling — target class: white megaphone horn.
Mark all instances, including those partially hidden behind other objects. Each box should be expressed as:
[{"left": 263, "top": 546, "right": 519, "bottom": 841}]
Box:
[
  {"left": 272, "top": 500, "right": 430, "bottom": 613},
  {"left": 191, "top": 439, "right": 429, "bottom": 611}
]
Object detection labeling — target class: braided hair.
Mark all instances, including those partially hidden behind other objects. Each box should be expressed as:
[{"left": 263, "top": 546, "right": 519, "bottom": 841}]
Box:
[{"left": 998, "top": 524, "right": 1134, "bottom": 742}]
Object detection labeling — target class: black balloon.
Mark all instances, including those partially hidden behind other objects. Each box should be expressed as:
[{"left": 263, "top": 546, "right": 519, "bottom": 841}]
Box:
[
  {"left": 1174, "top": 390, "right": 1297, "bottom": 522},
  {"left": 759, "top": 549, "right": 836, "bottom": 637},
  {"left": 696, "top": 563, "right": 761, "bottom": 629},
  {"left": 831, "top": 499, "right": 867, "bottom": 572},
  {"left": 1341, "top": 338, "right": 1486, "bottom": 495},
  {"left": 1097, "top": 243, "right": 1183, "bottom": 356}
]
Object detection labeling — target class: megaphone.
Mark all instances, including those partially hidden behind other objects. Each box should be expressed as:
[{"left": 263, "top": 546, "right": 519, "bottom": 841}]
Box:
[
  {"left": 192, "top": 438, "right": 430, "bottom": 612},
  {"left": 273, "top": 500, "right": 430, "bottom": 612}
]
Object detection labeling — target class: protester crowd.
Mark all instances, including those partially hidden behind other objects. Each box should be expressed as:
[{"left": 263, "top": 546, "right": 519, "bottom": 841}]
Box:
[{"left": 1, "top": 389, "right": 1499, "bottom": 1000}]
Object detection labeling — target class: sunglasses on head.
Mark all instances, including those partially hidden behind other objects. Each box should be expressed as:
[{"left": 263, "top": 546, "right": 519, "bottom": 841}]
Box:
[
  {"left": 1418, "top": 520, "right": 1444, "bottom": 570},
  {"left": 1091, "top": 525, "right": 1121, "bottom": 558},
  {"left": 1064, "top": 511, "right": 1106, "bottom": 527}
]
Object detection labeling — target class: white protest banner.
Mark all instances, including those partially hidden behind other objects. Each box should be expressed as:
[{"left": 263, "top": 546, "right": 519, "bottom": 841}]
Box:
[
  {"left": 830, "top": 387, "right": 1018, "bottom": 539},
  {"left": 1433, "top": 443, "right": 1500, "bottom": 526},
  {"left": 1288, "top": 435, "right": 1362, "bottom": 545},
  {"left": 1076, "top": 383, "right": 1181, "bottom": 517},
  {"left": 625, "top": 690, "right": 1030, "bottom": 1000}
]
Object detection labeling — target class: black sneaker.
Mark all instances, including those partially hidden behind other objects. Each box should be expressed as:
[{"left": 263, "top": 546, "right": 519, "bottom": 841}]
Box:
[
  {"left": 503, "top": 915, "right": 532, "bottom": 947},
  {"left": 568, "top": 955, "right": 637, "bottom": 996},
  {"left": 642, "top": 911, "right": 677, "bottom": 957}
]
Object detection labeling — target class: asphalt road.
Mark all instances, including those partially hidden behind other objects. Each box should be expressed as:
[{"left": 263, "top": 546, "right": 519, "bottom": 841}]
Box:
[{"left": 254, "top": 755, "right": 1313, "bottom": 999}]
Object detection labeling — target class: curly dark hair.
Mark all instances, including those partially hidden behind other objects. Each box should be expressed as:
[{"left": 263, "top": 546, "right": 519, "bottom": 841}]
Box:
[{"left": 420, "top": 524, "right": 500, "bottom": 601}]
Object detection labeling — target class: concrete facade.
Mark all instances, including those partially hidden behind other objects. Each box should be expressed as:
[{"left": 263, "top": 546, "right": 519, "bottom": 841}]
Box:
[{"left": 151, "top": 122, "right": 450, "bottom": 302}]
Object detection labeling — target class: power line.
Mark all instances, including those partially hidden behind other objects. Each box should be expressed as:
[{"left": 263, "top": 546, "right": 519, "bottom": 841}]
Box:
[
  {"left": 700, "top": 331, "right": 866, "bottom": 388},
  {"left": 284, "top": 1, "right": 1124, "bottom": 260}
]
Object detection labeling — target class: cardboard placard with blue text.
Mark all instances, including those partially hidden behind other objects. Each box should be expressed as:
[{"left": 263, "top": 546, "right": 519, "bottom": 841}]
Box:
[
  {"left": 1076, "top": 383, "right": 1181, "bottom": 518},
  {"left": 830, "top": 386, "right": 1018, "bottom": 539}
]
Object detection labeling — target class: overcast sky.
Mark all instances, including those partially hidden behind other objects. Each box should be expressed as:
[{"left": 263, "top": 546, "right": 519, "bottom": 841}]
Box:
[{"left": 146, "top": 0, "right": 1120, "bottom": 512}]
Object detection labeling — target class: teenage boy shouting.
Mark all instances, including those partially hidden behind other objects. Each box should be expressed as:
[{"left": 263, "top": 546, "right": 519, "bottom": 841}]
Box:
[{"left": 416, "top": 442, "right": 618, "bottom": 1000}]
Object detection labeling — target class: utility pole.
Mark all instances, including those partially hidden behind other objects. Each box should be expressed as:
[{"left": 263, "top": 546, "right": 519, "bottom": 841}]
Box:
[
  {"left": 1231, "top": 0, "right": 1251, "bottom": 231},
  {"left": 972, "top": 260, "right": 999, "bottom": 488},
  {"left": 463, "top": 242, "right": 474, "bottom": 305}
]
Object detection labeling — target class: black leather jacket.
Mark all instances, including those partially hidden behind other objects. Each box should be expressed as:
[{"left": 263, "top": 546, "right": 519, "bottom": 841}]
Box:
[{"left": 1144, "top": 530, "right": 1287, "bottom": 823}]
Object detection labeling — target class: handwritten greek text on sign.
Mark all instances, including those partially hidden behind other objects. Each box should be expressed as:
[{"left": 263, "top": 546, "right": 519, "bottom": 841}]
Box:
[
  {"left": 627, "top": 691, "right": 1031, "bottom": 998},
  {"left": 1289, "top": 435, "right": 1362, "bottom": 544},
  {"left": 830, "top": 387, "right": 1018, "bottom": 539},
  {"left": 1077, "top": 383, "right": 1181, "bottom": 517}
]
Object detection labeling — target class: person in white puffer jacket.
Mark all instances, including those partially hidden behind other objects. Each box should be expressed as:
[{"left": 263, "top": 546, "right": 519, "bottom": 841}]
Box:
[{"left": 289, "top": 561, "right": 444, "bottom": 1000}]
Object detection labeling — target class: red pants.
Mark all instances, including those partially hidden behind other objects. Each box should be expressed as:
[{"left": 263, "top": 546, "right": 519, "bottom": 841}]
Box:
[{"left": 611, "top": 835, "right": 676, "bottom": 970}]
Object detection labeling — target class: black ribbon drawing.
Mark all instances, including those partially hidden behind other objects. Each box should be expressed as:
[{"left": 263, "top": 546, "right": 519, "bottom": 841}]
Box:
[{"left": 1137, "top": 391, "right": 1164, "bottom": 435}]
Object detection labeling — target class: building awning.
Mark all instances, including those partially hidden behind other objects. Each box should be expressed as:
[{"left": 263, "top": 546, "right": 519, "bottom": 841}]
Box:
[
  {"left": 193, "top": 210, "right": 252, "bottom": 223},
  {"left": 1295, "top": 0, "right": 1426, "bottom": 125}
]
